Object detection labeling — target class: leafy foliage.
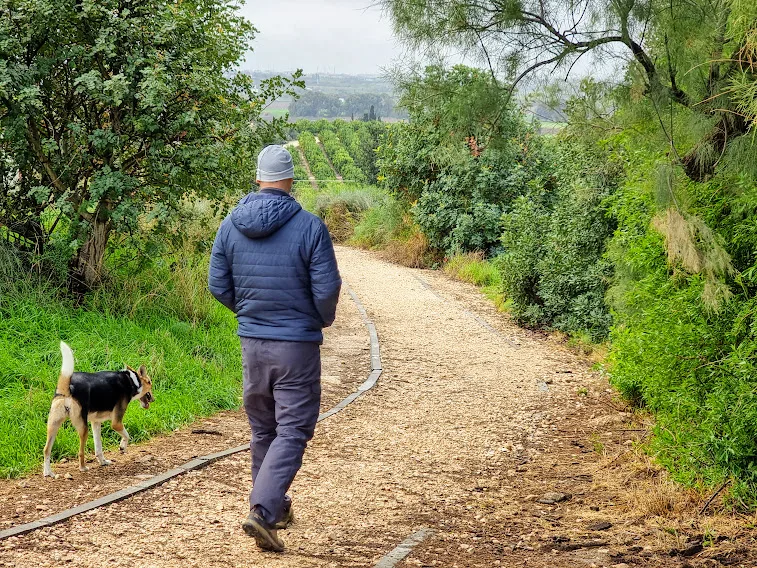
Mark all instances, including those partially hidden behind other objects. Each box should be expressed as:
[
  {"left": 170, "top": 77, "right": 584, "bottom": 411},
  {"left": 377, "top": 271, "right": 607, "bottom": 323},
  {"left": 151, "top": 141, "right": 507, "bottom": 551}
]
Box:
[
  {"left": 318, "top": 130, "right": 367, "bottom": 183},
  {"left": 497, "top": 138, "right": 618, "bottom": 340},
  {"left": 378, "top": 65, "right": 549, "bottom": 254},
  {"left": 0, "top": 0, "right": 302, "bottom": 287},
  {"left": 382, "top": 0, "right": 757, "bottom": 182},
  {"left": 334, "top": 120, "right": 385, "bottom": 183}
]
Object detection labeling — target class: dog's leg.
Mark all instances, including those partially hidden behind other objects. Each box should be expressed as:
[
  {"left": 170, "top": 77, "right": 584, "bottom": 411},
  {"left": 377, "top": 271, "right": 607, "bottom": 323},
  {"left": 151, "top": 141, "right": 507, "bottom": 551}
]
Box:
[
  {"left": 73, "top": 418, "right": 89, "bottom": 472},
  {"left": 112, "top": 420, "right": 130, "bottom": 452},
  {"left": 92, "top": 422, "right": 113, "bottom": 466},
  {"left": 43, "top": 401, "right": 67, "bottom": 478}
]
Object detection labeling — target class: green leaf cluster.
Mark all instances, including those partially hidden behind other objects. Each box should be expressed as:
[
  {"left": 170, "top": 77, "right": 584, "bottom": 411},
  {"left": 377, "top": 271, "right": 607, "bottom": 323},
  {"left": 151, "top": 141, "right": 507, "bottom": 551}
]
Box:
[{"left": 0, "top": 0, "right": 302, "bottom": 286}]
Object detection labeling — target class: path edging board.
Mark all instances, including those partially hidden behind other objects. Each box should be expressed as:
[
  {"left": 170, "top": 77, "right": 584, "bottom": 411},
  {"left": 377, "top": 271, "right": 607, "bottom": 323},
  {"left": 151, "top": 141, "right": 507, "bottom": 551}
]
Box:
[
  {"left": 0, "top": 282, "right": 382, "bottom": 541},
  {"left": 374, "top": 528, "right": 435, "bottom": 568}
]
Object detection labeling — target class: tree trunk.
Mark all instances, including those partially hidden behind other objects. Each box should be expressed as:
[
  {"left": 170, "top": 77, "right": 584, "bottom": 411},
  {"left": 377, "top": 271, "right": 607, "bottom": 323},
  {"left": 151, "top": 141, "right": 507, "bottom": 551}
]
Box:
[
  {"left": 681, "top": 113, "right": 748, "bottom": 182},
  {"left": 69, "top": 216, "right": 111, "bottom": 293}
]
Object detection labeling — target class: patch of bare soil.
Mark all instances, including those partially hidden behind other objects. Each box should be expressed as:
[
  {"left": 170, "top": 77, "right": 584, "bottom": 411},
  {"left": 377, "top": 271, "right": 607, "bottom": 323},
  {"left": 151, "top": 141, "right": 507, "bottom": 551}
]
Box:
[
  {"left": 2, "top": 247, "right": 756, "bottom": 568},
  {"left": 0, "top": 287, "right": 368, "bottom": 531}
]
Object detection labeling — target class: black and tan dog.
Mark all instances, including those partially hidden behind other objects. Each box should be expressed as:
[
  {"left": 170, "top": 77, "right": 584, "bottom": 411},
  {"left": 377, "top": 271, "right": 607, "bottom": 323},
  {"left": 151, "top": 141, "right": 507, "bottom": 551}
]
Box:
[{"left": 43, "top": 342, "right": 154, "bottom": 477}]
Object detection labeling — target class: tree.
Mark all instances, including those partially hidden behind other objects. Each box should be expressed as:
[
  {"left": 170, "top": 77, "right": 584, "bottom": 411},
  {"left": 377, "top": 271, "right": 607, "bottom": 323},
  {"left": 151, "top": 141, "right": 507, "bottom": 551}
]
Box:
[
  {"left": 362, "top": 104, "right": 378, "bottom": 122},
  {"left": 382, "top": 0, "right": 757, "bottom": 181},
  {"left": 377, "top": 65, "right": 549, "bottom": 254},
  {"left": 0, "top": 0, "right": 302, "bottom": 289}
]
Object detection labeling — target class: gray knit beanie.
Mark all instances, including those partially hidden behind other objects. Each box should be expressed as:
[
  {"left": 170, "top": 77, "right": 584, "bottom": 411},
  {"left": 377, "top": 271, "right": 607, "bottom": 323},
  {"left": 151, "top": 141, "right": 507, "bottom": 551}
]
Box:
[{"left": 256, "top": 145, "right": 295, "bottom": 182}]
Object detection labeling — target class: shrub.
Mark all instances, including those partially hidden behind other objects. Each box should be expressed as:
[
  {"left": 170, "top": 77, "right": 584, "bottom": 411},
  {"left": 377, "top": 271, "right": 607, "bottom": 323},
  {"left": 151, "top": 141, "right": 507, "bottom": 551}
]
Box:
[
  {"left": 606, "top": 164, "right": 757, "bottom": 505},
  {"left": 495, "top": 139, "right": 618, "bottom": 341}
]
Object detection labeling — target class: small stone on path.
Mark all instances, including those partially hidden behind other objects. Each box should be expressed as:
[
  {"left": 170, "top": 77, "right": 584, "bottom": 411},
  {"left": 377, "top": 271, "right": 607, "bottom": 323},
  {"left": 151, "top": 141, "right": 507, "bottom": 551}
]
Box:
[
  {"left": 587, "top": 521, "right": 612, "bottom": 531},
  {"left": 537, "top": 492, "right": 570, "bottom": 504}
]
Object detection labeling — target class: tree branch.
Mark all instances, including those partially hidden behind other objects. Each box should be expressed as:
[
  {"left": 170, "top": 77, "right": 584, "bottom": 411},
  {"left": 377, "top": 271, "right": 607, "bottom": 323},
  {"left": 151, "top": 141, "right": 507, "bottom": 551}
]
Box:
[{"left": 26, "top": 120, "right": 67, "bottom": 193}]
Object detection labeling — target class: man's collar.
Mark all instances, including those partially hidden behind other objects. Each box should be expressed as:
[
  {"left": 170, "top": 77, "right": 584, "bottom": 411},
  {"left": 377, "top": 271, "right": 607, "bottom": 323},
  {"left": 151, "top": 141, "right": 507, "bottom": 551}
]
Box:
[{"left": 259, "top": 187, "right": 292, "bottom": 197}]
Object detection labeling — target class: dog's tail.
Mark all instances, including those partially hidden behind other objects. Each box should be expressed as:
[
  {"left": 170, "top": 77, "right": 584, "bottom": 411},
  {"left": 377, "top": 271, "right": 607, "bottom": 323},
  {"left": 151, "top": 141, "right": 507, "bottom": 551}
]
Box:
[{"left": 57, "top": 341, "right": 74, "bottom": 396}]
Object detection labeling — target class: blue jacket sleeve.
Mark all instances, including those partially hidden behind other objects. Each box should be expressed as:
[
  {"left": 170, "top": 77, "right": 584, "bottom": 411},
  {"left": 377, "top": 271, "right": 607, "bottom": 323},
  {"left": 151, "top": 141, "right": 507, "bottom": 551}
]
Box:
[
  {"left": 208, "top": 222, "right": 236, "bottom": 312},
  {"left": 310, "top": 221, "right": 341, "bottom": 327}
]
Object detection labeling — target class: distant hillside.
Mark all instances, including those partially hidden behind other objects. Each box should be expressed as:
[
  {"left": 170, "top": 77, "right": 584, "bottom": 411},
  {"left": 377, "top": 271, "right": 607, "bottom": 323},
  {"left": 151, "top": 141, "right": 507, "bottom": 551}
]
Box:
[{"left": 248, "top": 70, "right": 407, "bottom": 121}]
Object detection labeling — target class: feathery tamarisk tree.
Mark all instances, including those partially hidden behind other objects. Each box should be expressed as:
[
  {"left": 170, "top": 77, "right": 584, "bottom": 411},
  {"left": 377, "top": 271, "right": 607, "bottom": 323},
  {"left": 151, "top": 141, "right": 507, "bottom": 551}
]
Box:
[
  {"left": 382, "top": 0, "right": 757, "bottom": 182},
  {"left": 0, "top": 0, "right": 302, "bottom": 289}
]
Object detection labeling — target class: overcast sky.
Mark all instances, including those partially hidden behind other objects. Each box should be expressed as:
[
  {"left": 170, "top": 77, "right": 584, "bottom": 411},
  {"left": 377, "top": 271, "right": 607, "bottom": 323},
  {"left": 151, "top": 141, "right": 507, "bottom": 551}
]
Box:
[{"left": 238, "top": 0, "right": 404, "bottom": 75}]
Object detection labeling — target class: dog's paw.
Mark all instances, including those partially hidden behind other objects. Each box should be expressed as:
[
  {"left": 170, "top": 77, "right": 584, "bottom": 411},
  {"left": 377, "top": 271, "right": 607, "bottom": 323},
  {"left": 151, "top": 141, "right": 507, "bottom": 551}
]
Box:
[
  {"left": 43, "top": 470, "right": 54, "bottom": 478},
  {"left": 79, "top": 465, "right": 89, "bottom": 472},
  {"left": 99, "top": 459, "right": 113, "bottom": 467},
  {"left": 119, "top": 444, "right": 128, "bottom": 453}
]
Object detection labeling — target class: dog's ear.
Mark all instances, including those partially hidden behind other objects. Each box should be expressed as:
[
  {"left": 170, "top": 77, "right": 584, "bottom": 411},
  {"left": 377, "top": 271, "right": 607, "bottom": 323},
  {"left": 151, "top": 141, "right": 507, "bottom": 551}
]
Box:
[{"left": 138, "top": 365, "right": 147, "bottom": 379}]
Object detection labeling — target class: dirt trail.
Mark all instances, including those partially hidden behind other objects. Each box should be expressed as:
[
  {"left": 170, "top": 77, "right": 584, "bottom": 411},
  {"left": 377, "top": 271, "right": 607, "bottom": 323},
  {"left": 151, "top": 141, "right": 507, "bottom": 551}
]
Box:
[
  {"left": 295, "top": 146, "right": 319, "bottom": 190},
  {"left": 1, "top": 248, "right": 754, "bottom": 567},
  {"left": 314, "top": 137, "right": 343, "bottom": 181}
]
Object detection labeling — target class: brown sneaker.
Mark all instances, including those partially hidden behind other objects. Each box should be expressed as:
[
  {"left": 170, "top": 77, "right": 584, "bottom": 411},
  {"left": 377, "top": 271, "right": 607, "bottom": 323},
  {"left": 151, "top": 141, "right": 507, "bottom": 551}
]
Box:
[
  {"left": 273, "top": 495, "right": 294, "bottom": 530},
  {"left": 242, "top": 508, "right": 285, "bottom": 552}
]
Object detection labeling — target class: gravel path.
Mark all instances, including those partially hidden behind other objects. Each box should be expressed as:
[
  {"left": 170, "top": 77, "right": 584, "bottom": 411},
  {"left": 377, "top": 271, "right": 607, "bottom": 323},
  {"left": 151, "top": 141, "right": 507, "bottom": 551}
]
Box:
[{"left": 2, "top": 247, "right": 741, "bottom": 567}]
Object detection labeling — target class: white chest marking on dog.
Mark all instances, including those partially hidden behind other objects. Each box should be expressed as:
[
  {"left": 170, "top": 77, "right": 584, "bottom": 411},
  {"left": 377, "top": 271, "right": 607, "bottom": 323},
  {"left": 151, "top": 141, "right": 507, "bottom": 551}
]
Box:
[{"left": 127, "top": 370, "right": 142, "bottom": 393}]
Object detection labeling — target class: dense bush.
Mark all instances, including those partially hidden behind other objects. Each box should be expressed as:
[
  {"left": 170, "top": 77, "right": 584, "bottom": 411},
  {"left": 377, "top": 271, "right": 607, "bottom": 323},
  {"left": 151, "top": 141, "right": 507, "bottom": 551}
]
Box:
[
  {"left": 497, "top": 139, "right": 619, "bottom": 340},
  {"left": 606, "top": 162, "right": 757, "bottom": 505},
  {"left": 377, "top": 66, "right": 549, "bottom": 256},
  {"left": 414, "top": 145, "right": 550, "bottom": 254}
]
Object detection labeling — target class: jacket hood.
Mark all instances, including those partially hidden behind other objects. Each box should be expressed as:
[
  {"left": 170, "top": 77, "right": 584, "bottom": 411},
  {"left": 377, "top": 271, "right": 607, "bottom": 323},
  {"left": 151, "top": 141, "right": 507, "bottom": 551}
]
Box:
[{"left": 231, "top": 190, "right": 302, "bottom": 239}]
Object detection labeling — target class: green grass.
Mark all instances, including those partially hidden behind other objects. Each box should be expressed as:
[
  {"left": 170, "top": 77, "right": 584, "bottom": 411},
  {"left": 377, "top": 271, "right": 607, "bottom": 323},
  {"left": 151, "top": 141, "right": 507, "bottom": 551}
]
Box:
[
  {"left": 443, "top": 253, "right": 504, "bottom": 306},
  {"left": 0, "top": 245, "right": 241, "bottom": 478},
  {"left": 294, "top": 182, "right": 431, "bottom": 267},
  {"left": 293, "top": 182, "right": 389, "bottom": 240},
  {"left": 293, "top": 181, "right": 318, "bottom": 211},
  {"left": 351, "top": 197, "right": 408, "bottom": 249}
]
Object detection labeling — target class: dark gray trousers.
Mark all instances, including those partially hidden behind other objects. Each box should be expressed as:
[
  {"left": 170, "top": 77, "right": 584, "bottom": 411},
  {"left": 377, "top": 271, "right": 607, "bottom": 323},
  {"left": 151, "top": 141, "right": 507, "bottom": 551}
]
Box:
[{"left": 241, "top": 337, "right": 321, "bottom": 526}]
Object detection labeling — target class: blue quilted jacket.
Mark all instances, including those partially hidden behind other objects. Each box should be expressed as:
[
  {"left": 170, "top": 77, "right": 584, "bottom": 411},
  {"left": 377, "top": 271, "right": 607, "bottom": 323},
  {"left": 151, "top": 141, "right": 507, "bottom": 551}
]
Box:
[{"left": 208, "top": 188, "right": 341, "bottom": 343}]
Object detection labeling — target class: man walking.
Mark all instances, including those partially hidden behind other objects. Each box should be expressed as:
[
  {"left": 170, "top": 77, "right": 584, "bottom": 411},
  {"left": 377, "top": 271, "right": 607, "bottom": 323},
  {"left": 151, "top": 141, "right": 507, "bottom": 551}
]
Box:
[{"left": 208, "top": 145, "right": 341, "bottom": 552}]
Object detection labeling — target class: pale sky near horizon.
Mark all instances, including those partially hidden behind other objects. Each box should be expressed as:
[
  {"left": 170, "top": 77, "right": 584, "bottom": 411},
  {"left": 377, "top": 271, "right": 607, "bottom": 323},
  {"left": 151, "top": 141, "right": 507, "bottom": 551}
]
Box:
[{"left": 238, "top": 0, "right": 404, "bottom": 75}]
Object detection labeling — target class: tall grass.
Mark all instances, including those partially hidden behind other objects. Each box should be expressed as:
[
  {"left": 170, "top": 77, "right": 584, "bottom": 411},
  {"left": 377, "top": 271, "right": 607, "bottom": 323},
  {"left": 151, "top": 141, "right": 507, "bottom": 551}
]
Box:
[
  {"left": 294, "top": 183, "right": 387, "bottom": 242},
  {"left": 444, "top": 252, "right": 506, "bottom": 307},
  {"left": 292, "top": 182, "right": 432, "bottom": 267},
  {"left": 0, "top": 243, "right": 241, "bottom": 478}
]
